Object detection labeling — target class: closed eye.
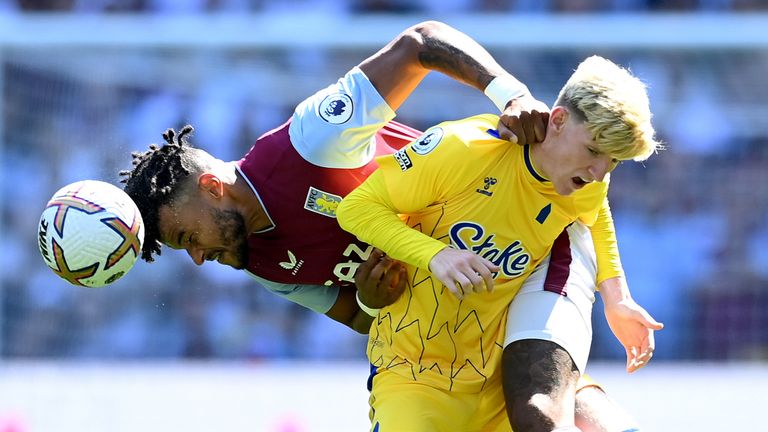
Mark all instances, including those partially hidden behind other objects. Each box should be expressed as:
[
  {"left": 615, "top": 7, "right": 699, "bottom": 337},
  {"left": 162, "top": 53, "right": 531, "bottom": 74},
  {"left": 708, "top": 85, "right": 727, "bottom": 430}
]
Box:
[
  {"left": 172, "top": 231, "right": 193, "bottom": 249},
  {"left": 169, "top": 231, "right": 185, "bottom": 249}
]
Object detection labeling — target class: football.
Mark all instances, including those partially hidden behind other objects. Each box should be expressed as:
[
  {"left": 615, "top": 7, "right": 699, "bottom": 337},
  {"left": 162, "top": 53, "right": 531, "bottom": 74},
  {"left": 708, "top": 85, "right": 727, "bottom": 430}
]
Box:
[{"left": 37, "top": 180, "right": 145, "bottom": 287}]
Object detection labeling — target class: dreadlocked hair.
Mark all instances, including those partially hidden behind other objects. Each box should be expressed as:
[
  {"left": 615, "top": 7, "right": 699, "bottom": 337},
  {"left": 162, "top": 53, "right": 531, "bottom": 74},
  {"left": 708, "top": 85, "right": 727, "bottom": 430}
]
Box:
[{"left": 119, "top": 125, "right": 196, "bottom": 262}]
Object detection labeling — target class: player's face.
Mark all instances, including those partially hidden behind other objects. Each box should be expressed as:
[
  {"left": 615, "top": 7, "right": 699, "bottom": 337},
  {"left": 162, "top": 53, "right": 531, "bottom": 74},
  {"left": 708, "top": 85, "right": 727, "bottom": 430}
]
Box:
[
  {"left": 537, "top": 109, "right": 619, "bottom": 196},
  {"left": 158, "top": 200, "right": 249, "bottom": 270}
]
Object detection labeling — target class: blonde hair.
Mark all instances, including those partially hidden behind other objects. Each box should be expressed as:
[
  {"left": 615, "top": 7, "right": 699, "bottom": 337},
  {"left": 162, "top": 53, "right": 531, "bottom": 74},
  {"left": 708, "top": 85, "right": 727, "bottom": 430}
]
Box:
[{"left": 555, "top": 55, "right": 661, "bottom": 161}]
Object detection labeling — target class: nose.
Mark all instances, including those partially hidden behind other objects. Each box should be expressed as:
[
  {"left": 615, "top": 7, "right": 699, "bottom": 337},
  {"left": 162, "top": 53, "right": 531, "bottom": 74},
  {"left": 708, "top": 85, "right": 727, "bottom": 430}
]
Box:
[
  {"left": 187, "top": 247, "right": 205, "bottom": 266},
  {"left": 589, "top": 156, "right": 613, "bottom": 182}
]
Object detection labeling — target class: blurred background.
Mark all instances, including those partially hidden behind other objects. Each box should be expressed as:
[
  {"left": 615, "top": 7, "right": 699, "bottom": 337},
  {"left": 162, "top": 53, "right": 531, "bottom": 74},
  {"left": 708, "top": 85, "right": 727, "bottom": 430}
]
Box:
[{"left": 1, "top": 1, "right": 767, "bottom": 431}]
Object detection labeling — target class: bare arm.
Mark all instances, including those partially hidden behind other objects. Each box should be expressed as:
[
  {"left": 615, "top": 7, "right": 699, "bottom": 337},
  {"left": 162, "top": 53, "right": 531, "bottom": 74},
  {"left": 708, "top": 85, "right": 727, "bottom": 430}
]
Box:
[
  {"left": 359, "top": 21, "right": 548, "bottom": 144},
  {"left": 599, "top": 276, "right": 664, "bottom": 372},
  {"left": 325, "top": 288, "right": 373, "bottom": 334},
  {"left": 359, "top": 21, "right": 510, "bottom": 111},
  {"left": 325, "top": 249, "right": 407, "bottom": 334}
]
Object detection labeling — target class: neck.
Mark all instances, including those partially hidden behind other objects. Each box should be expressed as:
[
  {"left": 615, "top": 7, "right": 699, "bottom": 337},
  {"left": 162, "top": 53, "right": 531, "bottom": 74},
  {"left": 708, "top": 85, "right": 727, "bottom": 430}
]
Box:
[{"left": 528, "top": 142, "right": 550, "bottom": 180}]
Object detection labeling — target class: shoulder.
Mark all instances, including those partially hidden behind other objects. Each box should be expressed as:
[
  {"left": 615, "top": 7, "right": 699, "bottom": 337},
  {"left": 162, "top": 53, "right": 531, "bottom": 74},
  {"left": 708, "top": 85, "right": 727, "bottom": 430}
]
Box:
[
  {"left": 442, "top": 114, "right": 501, "bottom": 139},
  {"left": 419, "top": 114, "right": 502, "bottom": 148},
  {"left": 291, "top": 67, "right": 391, "bottom": 127},
  {"left": 377, "top": 114, "right": 507, "bottom": 180},
  {"left": 289, "top": 67, "right": 396, "bottom": 168},
  {"left": 422, "top": 114, "right": 507, "bottom": 159}
]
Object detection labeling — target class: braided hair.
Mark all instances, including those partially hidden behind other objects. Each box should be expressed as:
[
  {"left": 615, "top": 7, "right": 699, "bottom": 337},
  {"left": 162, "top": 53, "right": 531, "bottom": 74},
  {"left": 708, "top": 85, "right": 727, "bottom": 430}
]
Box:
[{"left": 120, "top": 125, "right": 197, "bottom": 262}]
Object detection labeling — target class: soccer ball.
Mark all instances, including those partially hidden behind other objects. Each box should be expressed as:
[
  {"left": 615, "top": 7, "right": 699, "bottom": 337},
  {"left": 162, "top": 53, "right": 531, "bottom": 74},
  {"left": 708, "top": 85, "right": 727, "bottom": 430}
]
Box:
[{"left": 37, "top": 180, "right": 145, "bottom": 287}]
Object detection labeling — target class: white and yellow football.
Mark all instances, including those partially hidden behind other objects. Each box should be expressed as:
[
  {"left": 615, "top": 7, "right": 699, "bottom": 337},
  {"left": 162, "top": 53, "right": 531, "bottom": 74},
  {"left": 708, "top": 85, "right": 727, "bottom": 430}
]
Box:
[{"left": 37, "top": 180, "right": 144, "bottom": 287}]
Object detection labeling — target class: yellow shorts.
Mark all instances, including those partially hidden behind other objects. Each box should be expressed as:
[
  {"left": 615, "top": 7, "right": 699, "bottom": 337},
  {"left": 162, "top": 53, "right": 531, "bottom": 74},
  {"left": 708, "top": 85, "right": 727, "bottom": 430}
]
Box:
[
  {"left": 368, "top": 369, "right": 511, "bottom": 432},
  {"left": 367, "top": 370, "right": 603, "bottom": 431}
]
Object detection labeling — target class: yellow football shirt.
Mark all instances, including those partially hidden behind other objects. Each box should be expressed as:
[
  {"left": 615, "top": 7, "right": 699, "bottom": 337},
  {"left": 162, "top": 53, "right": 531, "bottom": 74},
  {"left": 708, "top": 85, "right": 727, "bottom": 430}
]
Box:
[{"left": 338, "top": 114, "right": 621, "bottom": 393}]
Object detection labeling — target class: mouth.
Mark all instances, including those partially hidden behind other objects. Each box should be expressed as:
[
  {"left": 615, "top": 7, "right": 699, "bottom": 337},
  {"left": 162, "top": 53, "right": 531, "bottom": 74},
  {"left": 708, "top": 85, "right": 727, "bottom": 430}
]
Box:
[
  {"left": 571, "top": 176, "right": 590, "bottom": 188},
  {"left": 206, "top": 251, "right": 222, "bottom": 262}
]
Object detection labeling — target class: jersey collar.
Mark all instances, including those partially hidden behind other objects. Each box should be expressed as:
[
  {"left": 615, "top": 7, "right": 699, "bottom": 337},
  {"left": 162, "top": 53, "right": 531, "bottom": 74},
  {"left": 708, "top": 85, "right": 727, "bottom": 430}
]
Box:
[
  {"left": 235, "top": 164, "right": 276, "bottom": 233},
  {"left": 523, "top": 144, "right": 549, "bottom": 183}
]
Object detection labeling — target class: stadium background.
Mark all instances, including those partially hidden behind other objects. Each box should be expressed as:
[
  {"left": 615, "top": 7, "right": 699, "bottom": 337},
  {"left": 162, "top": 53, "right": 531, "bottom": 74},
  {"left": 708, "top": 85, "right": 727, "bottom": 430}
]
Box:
[{"left": 1, "top": 1, "right": 767, "bottom": 430}]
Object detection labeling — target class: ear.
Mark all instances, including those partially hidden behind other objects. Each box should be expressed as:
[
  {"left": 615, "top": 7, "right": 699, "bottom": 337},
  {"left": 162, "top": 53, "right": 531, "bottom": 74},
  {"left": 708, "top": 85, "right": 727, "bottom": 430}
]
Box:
[
  {"left": 198, "top": 173, "right": 223, "bottom": 199},
  {"left": 549, "top": 106, "right": 569, "bottom": 134}
]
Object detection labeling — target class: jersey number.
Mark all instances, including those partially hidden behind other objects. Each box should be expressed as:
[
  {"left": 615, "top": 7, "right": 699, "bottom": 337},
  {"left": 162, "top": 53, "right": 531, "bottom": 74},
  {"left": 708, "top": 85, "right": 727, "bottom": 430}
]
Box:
[{"left": 330, "top": 243, "right": 373, "bottom": 284}]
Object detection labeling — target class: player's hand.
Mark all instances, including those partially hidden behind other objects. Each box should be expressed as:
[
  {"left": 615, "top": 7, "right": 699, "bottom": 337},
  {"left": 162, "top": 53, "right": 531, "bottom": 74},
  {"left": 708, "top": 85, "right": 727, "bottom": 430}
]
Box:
[
  {"left": 603, "top": 295, "right": 664, "bottom": 373},
  {"left": 428, "top": 247, "right": 499, "bottom": 300},
  {"left": 355, "top": 248, "right": 407, "bottom": 309},
  {"left": 498, "top": 94, "right": 550, "bottom": 145}
]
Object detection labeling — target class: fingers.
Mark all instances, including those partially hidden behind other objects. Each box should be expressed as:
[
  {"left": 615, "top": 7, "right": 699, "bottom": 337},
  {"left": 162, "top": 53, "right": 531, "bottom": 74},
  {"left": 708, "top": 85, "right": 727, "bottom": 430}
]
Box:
[
  {"left": 475, "top": 265, "right": 495, "bottom": 294},
  {"left": 446, "top": 265, "right": 498, "bottom": 300},
  {"left": 366, "top": 253, "right": 392, "bottom": 283},
  {"left": 381, "top": 262, "right": 407, "bottom": 296},
  {"left": 456, "top": 272, "right": 485, "bottom": 297},
  {"left": 626, "top": 328, "right": 657, "bottom": 373},
  {"left": 440, "top": 276, "right": 464, "bottom": 300},
  {"left": 497, "top": 123, "right": 518, "bottom": 144},
  {"left": 626, "top": 346, "right": 648, "bottom": 373},
  {"left": 627, "top": 345, "right": 654, "bottom": 373},
  {"left": 357, "top": 258, "right": 407, "bottom": 309},
  {"left": 444, "top": 274, "right": 479, "bottom": 300},
  {"left": 533, "top": 111, "right": 549, "bottom": 142},
  {"left": 625, "top": 346, "right": 634, "bottom": 372},
  {"left": 497, "top": 109, "right": 549, "bottom": 145},
  {"left": 520, "top": 111, "right": 535, "bottom": 145},
  {"left": 394, "top": 266, "right": 407, "bottom": 293},
  {"left": 647, "top": 326, "right": 656, "bottom": 352},
  {"left": 503, "top": 116, "right": 527, "bottom": 145},
  {"left": 642, "top": 312, "right": 665, "bottom": 331},
  {"left": 357, "top": 248, "right": 384, "bottom": 278},
  {"left": 429, "top": 248, "right": 498, "bottom": 300},
  {"left": 635, "top": 347, "right": 654, "bottom": 367}
]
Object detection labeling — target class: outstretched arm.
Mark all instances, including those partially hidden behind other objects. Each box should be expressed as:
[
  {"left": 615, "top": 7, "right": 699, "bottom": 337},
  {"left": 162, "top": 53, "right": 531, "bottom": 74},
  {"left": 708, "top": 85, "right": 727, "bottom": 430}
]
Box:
[
  {"left": 588, "top": 199, "right": 664, "bottom": 372},
  {"left": 359, "top": 21, "right": 547, "bottom": 144},
  {"left": 599, "top": 276, "right": 664, "bottom": 373}
]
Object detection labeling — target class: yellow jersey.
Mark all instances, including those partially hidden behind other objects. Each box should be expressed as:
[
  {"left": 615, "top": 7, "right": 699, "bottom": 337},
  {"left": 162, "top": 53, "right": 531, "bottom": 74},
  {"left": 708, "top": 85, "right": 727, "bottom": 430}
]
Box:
[{"left": 337, "top": 114, "right": 622, "bottom": 393}]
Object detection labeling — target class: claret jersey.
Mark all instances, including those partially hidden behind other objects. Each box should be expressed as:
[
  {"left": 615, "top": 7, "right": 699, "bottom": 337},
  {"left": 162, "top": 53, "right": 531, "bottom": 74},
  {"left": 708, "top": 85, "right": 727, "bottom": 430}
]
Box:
[
  {"left": 337, "top": 114, "right": 623, "bottom": 392},
  {"left": 236, "top": 67, "right": 421, "bottom": 313}
]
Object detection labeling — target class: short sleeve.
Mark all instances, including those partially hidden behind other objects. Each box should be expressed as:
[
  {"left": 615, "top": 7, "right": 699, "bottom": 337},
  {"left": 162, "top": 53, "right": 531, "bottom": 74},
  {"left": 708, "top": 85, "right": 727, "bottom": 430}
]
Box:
[
  {"left": 246, "top": 272, "right": 340, "bottom": 314},
  {"left": 288, "top": 67, "right": 396, "bottom": 168}
]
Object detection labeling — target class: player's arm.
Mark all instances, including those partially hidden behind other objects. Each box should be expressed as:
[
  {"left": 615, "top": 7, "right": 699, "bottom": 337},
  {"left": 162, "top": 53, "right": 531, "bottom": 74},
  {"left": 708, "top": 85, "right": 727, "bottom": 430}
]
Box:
[
  {"left": 338, "top": 171, "right": 496, "bottom": 300},
  {"left": 588, "top": 198, "right": 664, "bottom": 372},
  {"left": 324, "top": 288, "right": 374, "bottom": 334},
  {"left": 290, "top": 21, "right": 547, "bottom": 170},
  {"left": 337, "top": 118, "right": 501, "bottom": 298},
  {"left": 338, "top": 170, "right": 444, "bottom": 269},
  {"left": 358, "top": 20, "right": 548, "bottom": 144},
  {"left": 325, "top": 249, "right": 408, "bottom": 333},
  {"left": 249, "top": 257, "right": 405, "bottom": 334}
]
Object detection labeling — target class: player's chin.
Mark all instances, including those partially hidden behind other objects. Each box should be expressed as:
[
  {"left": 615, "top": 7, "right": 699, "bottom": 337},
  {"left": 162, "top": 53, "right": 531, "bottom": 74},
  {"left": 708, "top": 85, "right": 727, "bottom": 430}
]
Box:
[
  {"left": 224, "top": 258, "right": 245, "bottom": 270},
  {"left": 225, "top": 252, "right": 247, "bottom": 270}
]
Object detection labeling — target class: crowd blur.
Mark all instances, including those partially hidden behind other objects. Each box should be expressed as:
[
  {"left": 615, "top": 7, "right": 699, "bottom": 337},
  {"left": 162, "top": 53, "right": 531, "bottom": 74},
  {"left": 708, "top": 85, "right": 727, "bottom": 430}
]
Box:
[
  {"left": 1, "top": 6, "right": 767, "bottom": 363},
  {"left": 2, "top": 0, "right": 767, "bottom": 13}
]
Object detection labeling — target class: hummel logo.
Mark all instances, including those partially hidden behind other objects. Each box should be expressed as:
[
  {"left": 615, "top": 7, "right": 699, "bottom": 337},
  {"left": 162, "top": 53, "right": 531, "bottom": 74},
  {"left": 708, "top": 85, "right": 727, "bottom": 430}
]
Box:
[
  {"left": 476, "top": 177, "right": 497, "bottom": 196},
  {"left": 279, "top": 250, "right": 305, "bottom": 275}
]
